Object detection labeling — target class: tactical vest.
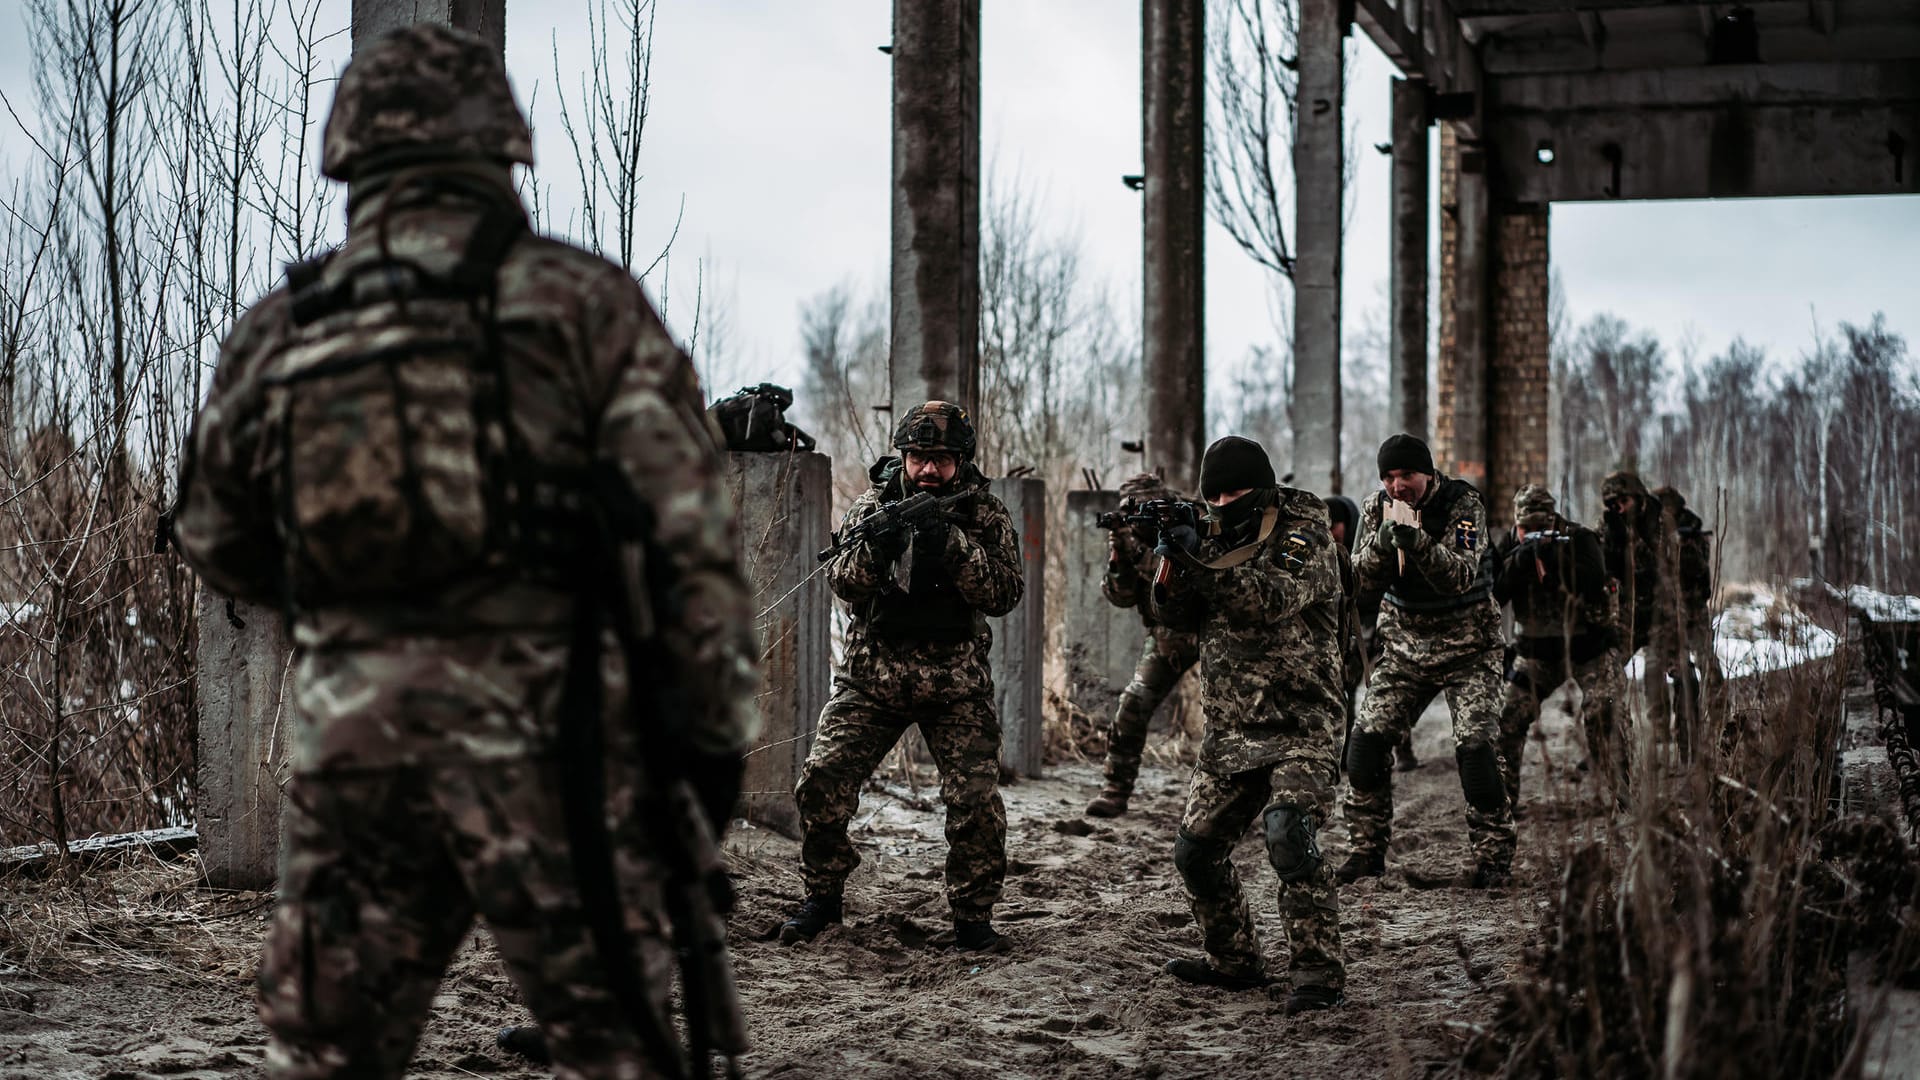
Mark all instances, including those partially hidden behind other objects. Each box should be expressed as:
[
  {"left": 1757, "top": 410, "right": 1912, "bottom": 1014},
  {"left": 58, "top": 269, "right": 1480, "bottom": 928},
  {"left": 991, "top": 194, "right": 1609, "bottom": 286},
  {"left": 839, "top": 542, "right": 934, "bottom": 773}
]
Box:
[
  {"left": 262, "top": 195, "right": 582, "bottom": 610},
  {"left": 860, "top": 465, "right": 986, "bottom": 643},
  {"left": 1382, "top": 478, "right": 1496, "bottom": 614}
]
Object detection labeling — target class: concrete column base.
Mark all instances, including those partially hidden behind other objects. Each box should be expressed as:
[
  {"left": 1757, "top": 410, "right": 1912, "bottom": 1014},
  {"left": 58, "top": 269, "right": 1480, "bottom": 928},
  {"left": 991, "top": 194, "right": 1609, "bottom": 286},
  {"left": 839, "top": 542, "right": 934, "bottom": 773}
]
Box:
[
  {"left": 988, "top": 477, "right": 1046, "bottom": 778},
  {"left": 193, "top": 589, "right": 292, "bottom": 891},
  {"left": 1064, "top": 492, "right": 1145, "bottom": 749}
]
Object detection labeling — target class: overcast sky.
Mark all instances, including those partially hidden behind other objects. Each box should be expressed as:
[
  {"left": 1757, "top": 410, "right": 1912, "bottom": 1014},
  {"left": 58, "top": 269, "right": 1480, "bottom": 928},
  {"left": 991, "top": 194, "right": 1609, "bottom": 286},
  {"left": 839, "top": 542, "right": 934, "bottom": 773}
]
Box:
[{"left": 3, "top": 1, "right": 1915, "bottom": 423}]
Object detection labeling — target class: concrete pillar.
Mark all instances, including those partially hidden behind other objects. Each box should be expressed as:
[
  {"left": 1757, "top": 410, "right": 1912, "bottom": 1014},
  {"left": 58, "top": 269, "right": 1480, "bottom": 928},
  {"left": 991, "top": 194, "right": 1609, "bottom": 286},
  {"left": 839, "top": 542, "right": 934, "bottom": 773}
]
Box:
[
  {"left": 1437, "top": 125, "right": 1489, "bottom": 491},
  {"left": 351, "top": 0, "right": 504, "bottom": 52},
  {"left": 1292, "top": 0, "right": 1346, "bottom": 495},
  {"left": 1389, "top": 78, "right": 1430, "bottom": 441},
  {"left": 1064, "top": 492, "right": 1144, "bottom": 740},
  {"left": 194, "top": 590, "right": 291, "bottom": 890},
  {"left": 1142, "top": 0, "right": 1206, "bottom": 491},
  {"left": 196, "top": 0, "right": 511, "bottom": 888},
  {"left": 988, "top": 477, "right": 1046, "bottom": 777},
  {"left": 1488, "top": 206, "right": 1551, "bottom": 525},
  {"left": 889, "top": 0, "right": 981, "bottom": 418},
  {"left": 726, "top": 452, "right": 833, "bottom": 838}
]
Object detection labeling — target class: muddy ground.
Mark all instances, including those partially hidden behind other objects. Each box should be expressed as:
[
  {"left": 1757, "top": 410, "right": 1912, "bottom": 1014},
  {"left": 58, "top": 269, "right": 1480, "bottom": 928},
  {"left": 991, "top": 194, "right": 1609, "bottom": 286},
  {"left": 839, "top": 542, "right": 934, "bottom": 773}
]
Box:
[{"left": 0, "top": 688, "right": 1882, "bottom": 1080}]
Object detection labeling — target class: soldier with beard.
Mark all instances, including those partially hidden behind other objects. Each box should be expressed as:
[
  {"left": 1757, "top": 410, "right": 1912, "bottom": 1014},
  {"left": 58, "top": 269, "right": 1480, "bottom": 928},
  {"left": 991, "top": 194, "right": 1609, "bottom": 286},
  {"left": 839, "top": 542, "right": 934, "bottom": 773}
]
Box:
[
  {"left": 780, "top": 402, "right": 1026, "bottom": 952},
  {"left": 1493, "top": 484, "right": 1628, "bottom": 809},
  {"left": 1085, "top": 473, "right": 1203, "bottom": 818},
  {"left": 1150, "top": 436, "right": 1346, "bottom": 1013},
  {"left": 1336, "top": 435, "right": 1515, "bottom": 887}
]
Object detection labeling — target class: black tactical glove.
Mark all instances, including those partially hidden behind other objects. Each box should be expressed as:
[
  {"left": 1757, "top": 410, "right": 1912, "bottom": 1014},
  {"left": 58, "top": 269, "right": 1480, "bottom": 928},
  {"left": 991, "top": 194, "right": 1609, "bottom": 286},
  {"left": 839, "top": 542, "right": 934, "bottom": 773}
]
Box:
[
  {"left": 868, "top": 525, "right": 910, "bottom": 564},
  {"left": 911, "top": 518, "right": 956, "bottom": 563},
  {"left": 1153, "top": 523, "right": 1200, "bottom": 560},
  {"left": 1379, "top": 520, "right": 1422, "bottom": 552}
]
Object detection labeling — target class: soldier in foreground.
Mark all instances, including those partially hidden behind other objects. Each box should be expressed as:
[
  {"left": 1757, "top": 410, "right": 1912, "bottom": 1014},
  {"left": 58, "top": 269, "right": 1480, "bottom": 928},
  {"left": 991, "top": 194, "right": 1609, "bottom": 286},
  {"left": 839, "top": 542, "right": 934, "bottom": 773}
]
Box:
[
  {"left": 1338, "top": 435, "right": 1515, "bottom": 888},
  {"left": 780, "top": 402, "right": 1025, "bottom": 951},
  {"left": 1151, "top": 436, "right": 1346, "bottom": 1013},
  {"left": 1086, "top": 473, "right": 1202, "bottom": 818},
  {"left": 1493, "top": 485, "right": 1628, "bottom": 810},
  {"left": 173, "top": 24, "right": 755, "bottom": 1080}
]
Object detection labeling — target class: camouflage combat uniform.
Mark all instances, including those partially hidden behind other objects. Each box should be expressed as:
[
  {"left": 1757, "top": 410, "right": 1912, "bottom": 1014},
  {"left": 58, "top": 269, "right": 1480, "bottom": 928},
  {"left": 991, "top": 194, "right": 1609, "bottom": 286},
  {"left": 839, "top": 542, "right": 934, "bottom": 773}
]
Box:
[
  {"left": 1156, "top": 485, "right": 1347, "bottom": 991},
  {"left": 793, "top": 453, "right": 1025, "bottom": 924},
  {"left": 1092, "top": 474, "right": 1202, "bottom": 810},
  {"left": 1601, "top": 471, "right": 1711, "bottom": 748},
  {"left": 1343, "top": 476, "right": 1516, "bottom": 874},
  {"left": 1493, "top": 485, "right": 1628, "bottom": 807},
  {"left": 173, "top": 25, "right": 755, "bottom": 1080},
  {"left": 1651, "top": 486, "right": 1724, "bottom": 755}
]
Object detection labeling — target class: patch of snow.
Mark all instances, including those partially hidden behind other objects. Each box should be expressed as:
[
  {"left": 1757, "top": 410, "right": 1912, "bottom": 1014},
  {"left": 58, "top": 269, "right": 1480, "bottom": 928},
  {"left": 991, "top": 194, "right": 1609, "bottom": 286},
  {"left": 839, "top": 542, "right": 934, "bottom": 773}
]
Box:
[
  {"left": 2, "top": 602, "right": 42, "bottom": 625},
  {"left": 1626, "top": 586, "right": 1838, "bottom": 680},
  {"left": 1841, "top": 585, "right": 1920, "bottom": 624}
]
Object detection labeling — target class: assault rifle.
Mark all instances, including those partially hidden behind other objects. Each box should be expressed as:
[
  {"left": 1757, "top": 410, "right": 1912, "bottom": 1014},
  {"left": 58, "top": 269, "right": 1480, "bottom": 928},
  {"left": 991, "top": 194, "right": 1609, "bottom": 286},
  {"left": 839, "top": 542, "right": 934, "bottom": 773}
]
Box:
[
  {"left": 817, "top": 490, "right": 970, "bottom": 563},
  {"left": 1127, "top": 497, "right": 1202, "bottom": 537}
]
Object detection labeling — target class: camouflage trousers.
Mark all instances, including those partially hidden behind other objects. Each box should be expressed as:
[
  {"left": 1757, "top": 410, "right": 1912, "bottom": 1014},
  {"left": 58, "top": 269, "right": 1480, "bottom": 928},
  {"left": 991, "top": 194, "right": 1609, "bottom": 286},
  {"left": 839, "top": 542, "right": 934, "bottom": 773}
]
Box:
[
  {"left": 1343, "top": 631, "right": 1515, "bottom": 867},
  {"left": 260, "top": 761, "right": 673, "bottom": 1080},
  {"left": 1176, "top": 759, "right": 1344, "bottom": 989},
  {"left": 794, "top": 684, "right": 1007, "bottom": 921},
  {"left": 1641, "top": 614, "right": 1725, "bottom": 759},
  {"left": 1100, "top": 629, "right": 1200, "bottom": 795},
  {"left": 1498, "top": 648, "right": 1629, "bottom": 807}
]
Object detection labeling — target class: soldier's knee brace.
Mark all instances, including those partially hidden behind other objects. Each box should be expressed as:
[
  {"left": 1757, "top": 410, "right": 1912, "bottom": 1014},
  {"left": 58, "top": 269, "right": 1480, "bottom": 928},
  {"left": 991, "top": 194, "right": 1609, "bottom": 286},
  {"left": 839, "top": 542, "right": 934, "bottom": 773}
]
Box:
[
  {"left": 1172, "top": 829, "right": 1234, "bottom": 896},
  {"left": 1455, "top": 740, "right": 1508, "bottom": 813},
  {"left": 1262, "top": 805, "right": 1322, "bottom": 884},
  {"left": 1346, "top": 729, "right": 1395, "bottom": 791}
]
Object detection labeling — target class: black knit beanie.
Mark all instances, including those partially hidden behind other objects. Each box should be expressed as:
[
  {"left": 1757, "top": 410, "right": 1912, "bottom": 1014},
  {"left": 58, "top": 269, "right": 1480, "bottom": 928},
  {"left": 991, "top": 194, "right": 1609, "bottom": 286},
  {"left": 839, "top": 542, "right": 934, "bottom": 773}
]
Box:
[
  {"left": 1377, "top": 433, "right": 1435, "bottom": 478},
  {"left": 1199, "top": 436, "right": 1277, "bottom": 499}
]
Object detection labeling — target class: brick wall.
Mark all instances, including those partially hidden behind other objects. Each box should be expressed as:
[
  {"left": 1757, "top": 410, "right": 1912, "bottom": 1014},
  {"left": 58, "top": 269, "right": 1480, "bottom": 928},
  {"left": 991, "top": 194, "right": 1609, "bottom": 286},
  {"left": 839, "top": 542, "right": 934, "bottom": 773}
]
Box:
[
  {"left": 1488, "top": 205, "right": 1551, "bottom": 527},
  {"left": 1435, "top": 123, "right": 1458, "bottom": 464}
]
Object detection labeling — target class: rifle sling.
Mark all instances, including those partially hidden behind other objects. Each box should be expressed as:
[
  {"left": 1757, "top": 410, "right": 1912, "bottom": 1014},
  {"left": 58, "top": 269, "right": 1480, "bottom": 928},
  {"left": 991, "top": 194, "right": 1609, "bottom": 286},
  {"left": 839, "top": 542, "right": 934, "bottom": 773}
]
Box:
[{"left": 1164, "top": 507, "right": 1282, "bottom": 572}]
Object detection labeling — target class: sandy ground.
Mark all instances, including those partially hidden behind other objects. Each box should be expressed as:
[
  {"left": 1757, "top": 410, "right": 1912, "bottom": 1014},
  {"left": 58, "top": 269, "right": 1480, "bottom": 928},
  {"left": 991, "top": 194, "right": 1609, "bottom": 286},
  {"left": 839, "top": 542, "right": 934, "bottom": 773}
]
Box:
[{"left": 4, "top": 685, "right": 1900, "bottom": 1080}]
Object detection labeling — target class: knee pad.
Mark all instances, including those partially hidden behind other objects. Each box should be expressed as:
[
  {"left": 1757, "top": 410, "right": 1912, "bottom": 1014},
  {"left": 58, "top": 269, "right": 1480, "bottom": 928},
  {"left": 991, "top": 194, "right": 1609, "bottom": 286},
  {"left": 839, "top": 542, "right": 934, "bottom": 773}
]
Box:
[
  {"left": 1262, "top": 805, "right": 1322, "bottom": 884},
  {"left": 1346, "top": 728, "right": 1395, "bottom": 791},
  {"left": 1455, "top": 740, "right": 1508, "bottom": 813},
  {"left": 1172, "top": 828, "right": 1234, "bottom": 895}
]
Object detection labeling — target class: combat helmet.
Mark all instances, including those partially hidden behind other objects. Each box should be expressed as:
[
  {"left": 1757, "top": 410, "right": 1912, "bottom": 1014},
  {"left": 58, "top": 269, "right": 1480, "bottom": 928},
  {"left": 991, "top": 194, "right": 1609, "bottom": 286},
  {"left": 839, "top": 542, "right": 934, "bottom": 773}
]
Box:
[
  {"left": 1513, "top": 484, "right": 1558, "bottom": 531},
  {"left": 892, "top": 401, "right": 976, "bottom": 462},
  {"left": 321, "top": 23, "right": 534, "bottom": 182},
  {"left": 1117, "top": 472, "right": 1176, "bottom": 505},
  {"left": 1600, "top": 469, "right": 1652, "bottom": 505}
]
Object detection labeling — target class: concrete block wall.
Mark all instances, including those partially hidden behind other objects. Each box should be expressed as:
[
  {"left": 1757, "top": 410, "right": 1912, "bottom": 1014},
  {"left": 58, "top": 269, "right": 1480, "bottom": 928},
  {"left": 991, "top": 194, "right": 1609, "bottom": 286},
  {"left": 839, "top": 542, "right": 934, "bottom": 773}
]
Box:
[
  {"left": 988, "top": 477, "right": 1047, "bottom": 778},
  {"left": 726, "top": 451, "right": 833, "bottom": 837},
  {"left": 1063, "top": 492, "right": 1146, "bottom": 741},
  {"left": 194, "top": 591, "right": 291, "bottom": 890},
  {"left": 1488, "top": 205, "right": 1552, "bottom": 526}
]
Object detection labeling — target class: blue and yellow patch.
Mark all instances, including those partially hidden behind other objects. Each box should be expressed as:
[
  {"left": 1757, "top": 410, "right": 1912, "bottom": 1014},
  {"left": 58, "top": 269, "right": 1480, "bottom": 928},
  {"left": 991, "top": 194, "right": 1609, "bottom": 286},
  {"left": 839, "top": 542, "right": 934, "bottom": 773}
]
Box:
[
  {"left": 1279, "top": 531, "right": 1312, "bottom": 574},
  {"left": 1454, "top": 518, "right": 1478, "bottom": 551}
]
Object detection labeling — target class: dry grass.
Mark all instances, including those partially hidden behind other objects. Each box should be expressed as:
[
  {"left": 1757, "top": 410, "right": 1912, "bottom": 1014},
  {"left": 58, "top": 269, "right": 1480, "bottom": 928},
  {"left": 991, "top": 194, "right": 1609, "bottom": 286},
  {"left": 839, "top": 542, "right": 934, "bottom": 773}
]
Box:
[
  {"left": 0, "top": 852, "right": 265, "bottom": 987},
  {"left": 1463, "top": 633, "right": 1920, "bottom": 1078}
]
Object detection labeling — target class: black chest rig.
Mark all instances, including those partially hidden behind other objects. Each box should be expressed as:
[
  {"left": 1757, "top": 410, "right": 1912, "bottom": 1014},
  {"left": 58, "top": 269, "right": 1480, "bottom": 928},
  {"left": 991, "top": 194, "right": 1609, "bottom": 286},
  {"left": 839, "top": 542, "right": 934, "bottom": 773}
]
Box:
[
  {"left": 1382, "top": 478, "right": 1496, "bottom": 614},
  {"left": 862, "top": 464, "right": 986, "bottom": 644}
]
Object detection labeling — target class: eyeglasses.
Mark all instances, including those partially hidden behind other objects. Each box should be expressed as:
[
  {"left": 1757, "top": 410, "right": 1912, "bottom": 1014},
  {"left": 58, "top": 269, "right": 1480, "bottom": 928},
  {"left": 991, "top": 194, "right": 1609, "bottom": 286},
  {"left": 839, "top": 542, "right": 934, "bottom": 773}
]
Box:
[{"left": 905, "top": 450, "right": 957, "bottom": 467}]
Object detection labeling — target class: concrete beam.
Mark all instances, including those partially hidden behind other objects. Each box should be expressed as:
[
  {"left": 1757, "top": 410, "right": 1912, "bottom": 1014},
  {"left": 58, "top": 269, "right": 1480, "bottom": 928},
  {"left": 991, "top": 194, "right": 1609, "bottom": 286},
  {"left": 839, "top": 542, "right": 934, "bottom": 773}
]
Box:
[
  {"left": 351, "top": 0, "right": 504, "bottom": 52},
  {"left": 1064, "top": 492, "right": 1143, "bottom": 741},
  {"left": 1479, "top": 16, "right": 1920, "bottom": 73},
  {"left": 1448, "top": 136, "right": 1490, "bottom": 491},
  {"left": 1142, "top": 0, "right": 1206, "bottom": 492},
  {"left": 1390, "top": 77, "right": 1431, "bottom": 441},
  {"left": 1354, "top": 0, "right": 1484, "bottom": 131},
  {"left": 194, "top": 590, "right": 291, "bottom": 890},
  {"left": 889, "top": 0, "right": 982, "bottom": 418},
  {"left": 1489, "top": 65, "right": 1920, "bottom": 199},
  {"left": 727, "top": 452, "right": 832, "bottom": 838},
  {"left": 988, "top": 477, "right": 1046, "bottom": 778},
  {"left": 1292, "top": 0, "right": 1346, "bottom": 495}
]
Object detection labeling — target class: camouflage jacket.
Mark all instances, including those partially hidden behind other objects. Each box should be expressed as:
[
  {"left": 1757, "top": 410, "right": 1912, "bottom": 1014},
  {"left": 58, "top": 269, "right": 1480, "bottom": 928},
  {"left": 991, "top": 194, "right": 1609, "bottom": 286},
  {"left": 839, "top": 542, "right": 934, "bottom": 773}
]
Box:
[
  {"left": 1354, "top": 479, "right": 1502, "bottom": 662},
  {"left": 1102, "top": 506, "right": 1203, "bottom": 655},
  {"left": 824, "top": 459, "right": 1024, "bottom": 705},
  {"left": 174, "top": 180, "right": 757, "bottom": 766},
  {"left": 1161, "top": 487, "right": 1346, "bottom": 775}
]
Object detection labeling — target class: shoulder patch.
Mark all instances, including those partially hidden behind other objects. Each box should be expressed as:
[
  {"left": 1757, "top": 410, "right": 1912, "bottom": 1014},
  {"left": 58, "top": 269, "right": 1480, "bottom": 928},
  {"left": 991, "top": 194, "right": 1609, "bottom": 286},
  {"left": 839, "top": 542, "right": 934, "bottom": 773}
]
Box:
[
  {"left": 1455, "top": 518, "right": 1478, "bottom": 551},
  {"left": 1279, "top": 531, "right": 1313, "bottom": 575}
]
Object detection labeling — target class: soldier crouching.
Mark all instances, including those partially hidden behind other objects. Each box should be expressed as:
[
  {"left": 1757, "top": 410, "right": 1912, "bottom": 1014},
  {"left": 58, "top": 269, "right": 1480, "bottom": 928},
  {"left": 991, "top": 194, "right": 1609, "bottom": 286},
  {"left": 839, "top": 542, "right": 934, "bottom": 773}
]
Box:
[
  {"left": 1151, "top": 436, "right": 1346, "bottom": 1014},
  {"left": 780, "top": 402, "right": 1026, "bottom": 952},
  {"left": 1338, "top": 435, "right": 1515, "bottom": 888},
  {"left": 1086, "top": 472, "right": 1202, "bottom": 818}
]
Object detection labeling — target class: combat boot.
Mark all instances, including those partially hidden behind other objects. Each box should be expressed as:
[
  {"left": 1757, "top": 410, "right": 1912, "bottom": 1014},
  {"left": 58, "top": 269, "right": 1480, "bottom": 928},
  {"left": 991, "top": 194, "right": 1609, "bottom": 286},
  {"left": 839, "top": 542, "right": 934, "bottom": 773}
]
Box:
[
  {"left": 778, "top": 893, "right": 843, "bottom": 944},
  {"left": 496, "top": 1025, "right": 551, "bottom": 1065},
  {"left": 1084, "top": 786, "right": 1131, "bottom": 818},
  {"left": 955, "top": 919, "right": 1009, "bottom": 953},
  {"left": 1163, "top": 957, "right": 1270, "bottom": 991},
  {"left": 1333, "top": 850, "right": 1386, "bottom": 884},
  {"left": 1284, "top": 984, "right": 1344, "bottom": 1015},
  {"left": 1467, "top": 860, "right": 1512, "bottom": 889}
]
